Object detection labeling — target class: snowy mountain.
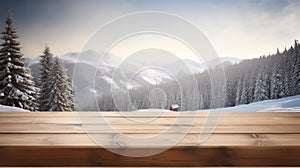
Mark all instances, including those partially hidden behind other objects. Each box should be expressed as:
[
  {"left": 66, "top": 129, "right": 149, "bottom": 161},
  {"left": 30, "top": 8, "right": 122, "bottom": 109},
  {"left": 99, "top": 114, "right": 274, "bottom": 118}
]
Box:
[
  {"left": 206, "top": 57, "right": 242, "bottom": 69},
  {"left": 198, "top": 95, "right": 300, "bottom": 112},
  {"left": 27, "top": 50, "right": 241, "bottom": 110}
]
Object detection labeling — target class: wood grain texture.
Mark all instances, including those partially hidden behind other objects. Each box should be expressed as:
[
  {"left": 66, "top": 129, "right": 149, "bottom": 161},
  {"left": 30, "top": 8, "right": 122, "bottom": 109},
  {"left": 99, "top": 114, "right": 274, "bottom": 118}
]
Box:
[
  {"left": 0, "top": 146, "right": 299, "bottom": 166},
  {"left": 0, "top": 116, "right": 299, "bottom": 125},
  {"left": 1, "top": 123, "right": 300, "bottom": 133},
  {"left": 0, "top": 133, "right": 300, "bottom": 146},
  {"left": 0, "top": 112, "right": 299, "bottom": 166}
]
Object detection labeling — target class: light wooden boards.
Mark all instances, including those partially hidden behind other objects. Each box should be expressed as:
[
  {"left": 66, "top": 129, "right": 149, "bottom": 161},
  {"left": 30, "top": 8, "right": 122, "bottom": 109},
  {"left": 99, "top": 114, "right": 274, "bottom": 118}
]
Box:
[{"left": 0, "top": 112, "right": 299, "bottom": 166}]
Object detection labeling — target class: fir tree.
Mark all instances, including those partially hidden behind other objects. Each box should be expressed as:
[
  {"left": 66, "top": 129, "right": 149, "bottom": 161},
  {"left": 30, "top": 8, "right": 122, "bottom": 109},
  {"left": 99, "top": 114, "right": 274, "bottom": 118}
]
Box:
[
  {"left": 283, "top": 73, "right": 291, "bottom": 96},
  {"left": 199, "top": 94, "right": 204, "bottom": 109},
  {"left": 235, "top": 77, "right": 243, "bottom": 105},
  {"left": 283, "top": 49, "right": 293, "bottom": 96},
  {"left": 65, "top": 76, "right": 76, "bottom": 111},
  {"left": 48, "top": 57, "right": 75, "bottom": 111},
  {"left": 270, "top": 65, "right": 284, "bottom": 99},
  {"left": 240, "top": 76, "right": 249, "bottom": 104},
  {"left": 292, "top": 40, "right": 300, "bottom": 95},
  {"left": 253, "top": 72, "right": 269, "bottom": 102},
  {"left": 264, "top": 73, "right": 271, "bottom": 99},
  {"left": 276, "top": 48, "right": 280, "bottom": 55},
  {"left": 224, "top": 79, "right": 236, "bottom": 107},
  {"left": 37, "top": 46, "right": 54, "bottom": 111},
  {"left": 0, "top": 12, "right": 37, "bottom": 110},
  {"left": 247, "top": 74, "right": 256, "bottom": 103}
]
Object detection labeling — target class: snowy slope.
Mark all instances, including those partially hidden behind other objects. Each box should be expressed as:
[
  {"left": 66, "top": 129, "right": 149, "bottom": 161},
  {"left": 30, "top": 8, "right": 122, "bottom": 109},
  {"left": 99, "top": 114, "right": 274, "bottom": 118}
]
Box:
[
  {"left": 137, "top": 109, "right": 172, "bottom": 112},
  {"left": 198, "top": 95, "right": 300, "bottom": 112},
  {"left": 0, "top": 105, "right": 28, "bottom": 112}
]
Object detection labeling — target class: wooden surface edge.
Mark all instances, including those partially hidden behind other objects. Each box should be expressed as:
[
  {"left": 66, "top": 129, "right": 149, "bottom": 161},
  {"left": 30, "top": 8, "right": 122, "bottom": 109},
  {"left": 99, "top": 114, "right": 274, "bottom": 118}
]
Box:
[{"left": 0, "top": 146, "right": 299, "bottom": 166}]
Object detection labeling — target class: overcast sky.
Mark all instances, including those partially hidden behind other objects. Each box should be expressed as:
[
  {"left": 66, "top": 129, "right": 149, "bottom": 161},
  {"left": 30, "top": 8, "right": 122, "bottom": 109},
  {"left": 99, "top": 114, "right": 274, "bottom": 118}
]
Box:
[{"left": 0, "top": 0, "right": 300, "bottom": 60}]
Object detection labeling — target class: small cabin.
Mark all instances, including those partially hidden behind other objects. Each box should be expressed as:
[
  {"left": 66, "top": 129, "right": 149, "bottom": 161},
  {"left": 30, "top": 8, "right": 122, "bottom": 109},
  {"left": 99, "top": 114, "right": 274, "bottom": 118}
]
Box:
[{"left": 169, "top": 104, "right": 179, "bottom": 111}]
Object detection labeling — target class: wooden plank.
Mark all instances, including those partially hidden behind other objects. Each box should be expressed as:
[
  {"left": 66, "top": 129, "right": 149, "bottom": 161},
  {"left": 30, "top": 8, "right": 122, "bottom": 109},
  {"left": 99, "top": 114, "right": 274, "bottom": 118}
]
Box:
[
  {"left": 0, "top": 116, "right": 299, "bottom": 125},
  {"left": 0, "top": 133, "right": 299, "bottom": 147},
  {"left": 0, "top": 123, "right": 300, "bottom": 133},
  {"left": 0, "top": 146, "right": 299, "bottom": 166},
  {"left": 1, "top": 112, "right": 300, "bottom": 117},
  {"left": 0, "top": 112, "right": 300, "bottom": 166},
  {"left": 0, "top": 112, "right": 299, "bottom": 166}
]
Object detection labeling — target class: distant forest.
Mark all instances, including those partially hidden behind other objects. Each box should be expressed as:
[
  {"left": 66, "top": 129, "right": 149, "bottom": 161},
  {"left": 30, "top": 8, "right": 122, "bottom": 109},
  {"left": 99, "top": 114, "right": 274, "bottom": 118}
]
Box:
[{"left": 99, "top": 40, "right": 300, "bottom": 111}]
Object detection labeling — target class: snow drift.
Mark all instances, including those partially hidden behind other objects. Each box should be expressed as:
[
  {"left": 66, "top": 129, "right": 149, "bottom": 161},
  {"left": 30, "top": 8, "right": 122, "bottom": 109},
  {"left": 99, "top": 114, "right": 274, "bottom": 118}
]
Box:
[
  {"left": 0, "top": 105, "right": 28, "bottom": 112},
  {"left": 198, "top": 95, "right": 300, "bottom": 112}
]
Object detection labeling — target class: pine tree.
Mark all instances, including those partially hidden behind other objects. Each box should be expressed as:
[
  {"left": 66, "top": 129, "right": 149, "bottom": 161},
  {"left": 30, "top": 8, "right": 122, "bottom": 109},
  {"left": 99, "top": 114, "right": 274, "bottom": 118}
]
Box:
[
  {"left": 264, "top": 73, "right": 271, "bottom": 99},
  {"left": 276, "top": 48, "right": 280, "bottom": 55},
  {"left": 292, "top": 40, "right": 300, "bottom": 95},
  {"left": 0, "top": 12, "right": 37, "bottom": 110},
  {"left": 247, "top": 74, "right": 256, "bottom": 103},
  {"left": 65, "top": 76, "right": 76, "bottom": 111},
  {"left": 283, "top": 49, "right": 293, "bottom": 96},
  {"left": 48, "top": 57, "right": 76, "bottom": 111},
  {"left": 224, "top": 79, "right": 236, "bottom": 107},
  {"left": 253, "top": 72, "right": 269, "bottom": 102},
  {"left": 199, "top": 94, "right": 204, "bottom": 109},
  {"left": 283, "top": 73, "right": 291, "bottom": 96},
  {"left": 189, "top": 86, "right": 200, "bottom": 110},
  {"left": 37, "top": 46, "right": 54, "bottom": 111},
  {"left": 270, "top": 65, "right": 284, "bottom": 99},
  {"left": 235, "top": 77, "right": 243, "bottom": 105},
  {"left": 240, "top": 77, "right": 249, "bottom": 104}
]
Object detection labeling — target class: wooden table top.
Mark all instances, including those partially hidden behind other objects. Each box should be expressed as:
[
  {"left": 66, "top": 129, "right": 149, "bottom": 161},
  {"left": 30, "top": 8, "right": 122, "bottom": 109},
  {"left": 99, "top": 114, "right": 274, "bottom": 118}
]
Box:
[{"left": 0, "top": 112, "right": 299, "bottom": 166}]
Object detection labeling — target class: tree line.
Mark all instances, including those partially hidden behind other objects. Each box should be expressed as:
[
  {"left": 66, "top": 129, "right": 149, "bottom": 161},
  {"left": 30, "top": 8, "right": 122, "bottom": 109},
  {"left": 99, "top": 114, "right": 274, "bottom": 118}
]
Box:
[
  {"left": 223, "top": 40, "right": 300, "bottom": 107},
  {"left": 98, "top": 41, "right": 300, "bottom": 111},
  {"left": 0, "top": 12, "right": 76, "bottom": 111}
]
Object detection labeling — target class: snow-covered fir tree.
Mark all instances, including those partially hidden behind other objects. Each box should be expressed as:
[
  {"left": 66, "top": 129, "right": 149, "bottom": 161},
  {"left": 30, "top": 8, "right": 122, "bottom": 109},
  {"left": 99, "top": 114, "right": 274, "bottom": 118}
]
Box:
[
  {"left": 283, "top": 48, "right": 293, "bottom": 96},
  {"left": 187, "top": 86, "right": 200, "bottom": 110},
  {"left": 0, "top": 12, "right": 37, "bottom": 111},
  {"left": 235, "top": 77, "right": 243, "bottom": 105},
  {"left": 247, "top": 74, "right": 256, "bottom": 103},
  {"left": 224, "top": 79, "right": 236, "bottom": 107},
  {"left": 37, "top": 46, "right": 54, "bottom": 111},
  {"left": 270, "top": 65, "right": 284, "bottom": 99},
  {"left": 253, "top": 72, "right": 269, "bottom": 102},
  {"left": 65, "top": 76, "right": 76, "bottom": 111},
  {"left": 48, "top": 57, "right": 76, "bottom": 111},
  {"left": 283, "top": 73, "right": 291, "bottom": 96},
  {"left": 240, "top": 77, "right": 249, "bottom": 104},
  {"left": 292, "top": 40, "right": 300, "bottom": 95}
]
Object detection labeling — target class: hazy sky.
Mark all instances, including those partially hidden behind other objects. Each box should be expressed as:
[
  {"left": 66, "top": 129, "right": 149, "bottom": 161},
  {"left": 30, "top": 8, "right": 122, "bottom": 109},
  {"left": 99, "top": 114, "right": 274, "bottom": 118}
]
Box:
[{"left": 0, "top": 0, "right": 300, "bottom": 60}]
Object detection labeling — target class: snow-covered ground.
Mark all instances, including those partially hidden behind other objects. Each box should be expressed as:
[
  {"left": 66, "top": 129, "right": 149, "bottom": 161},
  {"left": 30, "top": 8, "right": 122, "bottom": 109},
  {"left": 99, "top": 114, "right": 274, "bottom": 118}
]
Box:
[
  {"left": 198, "top": 95, "right": 300, "bottom": 112},
  {"left": 137, "top": 109, "right": 172, "bottom": 112},
  {"left": 0, "top": 95, "right": 299, "bottom": 112},
  {"left": 0, "top": 105, "right": 28, "bottom": 112}
]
